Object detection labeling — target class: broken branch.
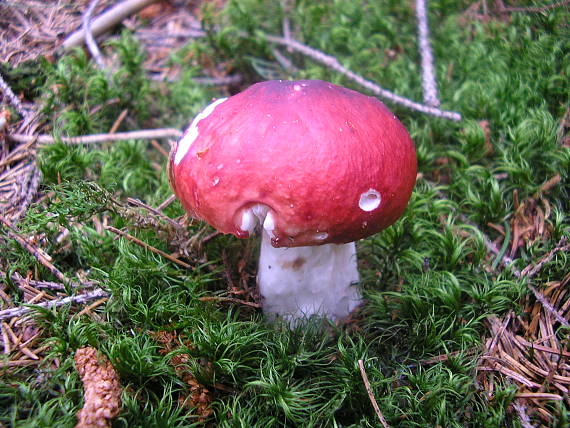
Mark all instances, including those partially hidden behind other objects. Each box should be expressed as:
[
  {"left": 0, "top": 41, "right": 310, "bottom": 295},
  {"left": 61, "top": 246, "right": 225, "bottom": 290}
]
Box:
[
  {"left": 0, "top": 288, "right": 109, "bottom": 321},
  {"left": 415, "top": 0, "right": 440, "bottom": 107},
  {"left": 263, "top": 33, "right": 461, "bottom": 121},
  {"left": 7, "top": 128, "right": 182, "bottom": 146},
  {"left": 61, "top": 0, "right": 159, "bottom": 51}
]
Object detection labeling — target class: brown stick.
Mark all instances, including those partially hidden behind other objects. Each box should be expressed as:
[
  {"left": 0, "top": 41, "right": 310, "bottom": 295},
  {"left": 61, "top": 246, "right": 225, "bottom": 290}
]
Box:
[
  {"left": 105, "top": 226, "right": 192, "bottom": 269},
  {"left": 7, "top": 128, "right": 182, "bottom": 146},
  {"left": 109, "top": 109, "right": 129, "bottom": 134},
  {"left": 358, "top": 359, "right": 390, "bottom": 428},
  {"left": 515, "top": 392, "right": 563, "bottom": 400}
]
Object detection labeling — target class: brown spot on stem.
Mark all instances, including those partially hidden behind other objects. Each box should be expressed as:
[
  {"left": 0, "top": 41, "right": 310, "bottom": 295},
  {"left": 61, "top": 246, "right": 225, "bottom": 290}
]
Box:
[{"left": 280, "top": 257, "right": 306, "bottom": 271}]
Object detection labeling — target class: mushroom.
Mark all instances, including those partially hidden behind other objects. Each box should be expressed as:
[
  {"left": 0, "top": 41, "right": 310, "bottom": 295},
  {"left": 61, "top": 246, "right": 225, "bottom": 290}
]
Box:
[{"left": 168, "top": 80, "right": 416, "bottom": 324}]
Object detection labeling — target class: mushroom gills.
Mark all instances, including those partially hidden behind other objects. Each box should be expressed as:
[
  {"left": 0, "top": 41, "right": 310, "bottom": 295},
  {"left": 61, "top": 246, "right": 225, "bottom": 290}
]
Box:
[{"left": 240, "top": 204, "right": 275, "bottom": 238}]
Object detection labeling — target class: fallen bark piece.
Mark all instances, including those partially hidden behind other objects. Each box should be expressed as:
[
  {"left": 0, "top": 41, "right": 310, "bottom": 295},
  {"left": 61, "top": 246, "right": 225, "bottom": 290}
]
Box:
[{"left": 74, "top": 347, "right": 122, "bottom": 428}]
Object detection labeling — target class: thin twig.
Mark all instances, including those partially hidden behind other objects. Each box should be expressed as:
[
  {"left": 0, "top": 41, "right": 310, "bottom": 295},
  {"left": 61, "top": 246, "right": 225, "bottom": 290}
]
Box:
[
  {"left": 75, "top": 297, "right": 109, "bottom": 317},
  {"left": 520, "top": 236, "right": 570, "bottom": 327},
  {"left": 60, "top": 5, "right": 460, "bottom": 121},
  {"left": 105, "top": 226, "right": 192, "bottom": 269},
  {"left": 515, "top": 392, "right": 563, "bottom": 400},
  {"left": 263, "top": 34, "right": 462, "bottom": 121},
  {"left": 7, "top": 128, "right": 182, "bottom": 146},
  {"left": 0, "top": 215, "right": 81, "bottom": 288},
  {"left": 271, "top": 48, "right": 298, "bottom": 72},
  {"left": 0, "top": 71, "right": 25, "bottom": 116},
  {"left": 109, "top": 109, "right": 128, "bottom": 134},
  {"left": 415, "top": 0, "right": 440, "bottom": 107},
  {"left": 83, "top": 0, "right": 108, "bottom": 71},
  {"left": 527, "top": 284, "right": 569, "bottom": 327},
  {"left": 0, "top": 359, "right": 42, "bottom": 369},
  {"left": 0, "top": 289, "right": 109, "bottom": 322},
  {"left": 61, "top": 0, "right": 159, "bottom": 51},
  {"left": 488, "top": 311, "right": 513, "bottom": 355},
  {"left": 0, "top": 271, "right": 94, "bottom": 291},
  {"left": 193, "top": 75, "right": 243, "bottom": 86},
  {"left": 521, "top": 236, "right": 569, "bottom": 279},
  {"left": 157, "top": 194, "right": 176, "bottom": 211},
  {"left": 126, "top": 197, "right": 182, "bottom": 230},
  {"left": 358, "top": 359, "right": 390, "bottom": 428},
  {"left": 512, "top": 401, "right": 535, "bottom": 428},
  {"left": 198, "top": 296, "right": 261, "bottom": 309}
]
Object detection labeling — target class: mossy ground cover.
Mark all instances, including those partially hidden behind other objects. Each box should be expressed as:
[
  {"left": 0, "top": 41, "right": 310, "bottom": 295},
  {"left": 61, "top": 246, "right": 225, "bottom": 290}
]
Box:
[{"left": 1, "top": 1, "right": 569, "bottom": 426}]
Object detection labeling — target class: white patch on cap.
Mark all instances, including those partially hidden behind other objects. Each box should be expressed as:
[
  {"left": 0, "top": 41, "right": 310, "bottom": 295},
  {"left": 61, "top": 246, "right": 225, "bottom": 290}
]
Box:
[
  {"left": 359, "top": 189, "right": 381, "bottom": 212},
  {"left": 174, "top": 97, "right": 227, "bottom": 165},
  {"left": 314, "top": 232, "right": 328, "bottom": 240},
  {"left": 293, "top": 84, "right": 301, "bottom": 91}
]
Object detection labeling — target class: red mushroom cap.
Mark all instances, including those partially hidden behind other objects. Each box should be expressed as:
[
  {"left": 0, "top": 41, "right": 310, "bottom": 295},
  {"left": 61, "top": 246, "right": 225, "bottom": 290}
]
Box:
[{"left": 169, "top": 80, "right": 416, "bottom": 247}]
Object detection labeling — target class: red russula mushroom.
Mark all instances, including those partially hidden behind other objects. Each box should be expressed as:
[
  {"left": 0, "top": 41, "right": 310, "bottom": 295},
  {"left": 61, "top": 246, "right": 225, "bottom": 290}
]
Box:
[{"left": 169, "top": 80, "right": 416, "bottom": 323}]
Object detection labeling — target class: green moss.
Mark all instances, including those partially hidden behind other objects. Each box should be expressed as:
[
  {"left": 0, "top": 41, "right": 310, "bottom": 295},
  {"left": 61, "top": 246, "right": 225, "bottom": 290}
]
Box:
[{"left": 2, "top": 1, "right": 569, "bottom": 426}]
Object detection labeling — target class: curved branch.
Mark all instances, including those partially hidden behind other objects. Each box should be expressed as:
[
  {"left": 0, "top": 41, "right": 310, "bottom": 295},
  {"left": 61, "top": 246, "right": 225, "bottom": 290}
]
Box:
[{"left": 264, "top": 34, "right": 462, "bottom": 121}]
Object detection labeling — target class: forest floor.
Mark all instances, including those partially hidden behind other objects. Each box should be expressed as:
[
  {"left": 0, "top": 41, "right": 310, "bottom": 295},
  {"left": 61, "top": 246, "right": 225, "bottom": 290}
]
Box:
[{"left": 0, "top": 0, "right": 569, "bottom": 426}]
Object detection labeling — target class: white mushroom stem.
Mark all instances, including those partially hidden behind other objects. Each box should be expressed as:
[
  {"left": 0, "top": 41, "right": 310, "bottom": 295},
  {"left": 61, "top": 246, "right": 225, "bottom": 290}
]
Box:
[{"left": 257, "top": 231, "right": 361, "bottom": 324}]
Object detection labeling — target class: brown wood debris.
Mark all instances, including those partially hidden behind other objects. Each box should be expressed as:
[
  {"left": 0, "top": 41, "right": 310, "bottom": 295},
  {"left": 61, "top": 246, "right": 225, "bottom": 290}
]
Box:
[
  {"left": 150, "top": 330, "right": 214, "bottom": 421},
  {"left": 74, "top": 346, "right": 122, "bottom": 428},
  {"left": 477, "top": 271, "right": 570, "bottom": 426},
  {"left": 0, "top": 0, "right": 115, "bottom": 66}
]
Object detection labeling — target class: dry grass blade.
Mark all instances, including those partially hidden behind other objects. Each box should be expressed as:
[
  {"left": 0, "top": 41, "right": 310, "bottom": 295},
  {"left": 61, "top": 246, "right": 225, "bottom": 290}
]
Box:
[{"left": 358, "top": 359, "right": 390, "bottom": 428}]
